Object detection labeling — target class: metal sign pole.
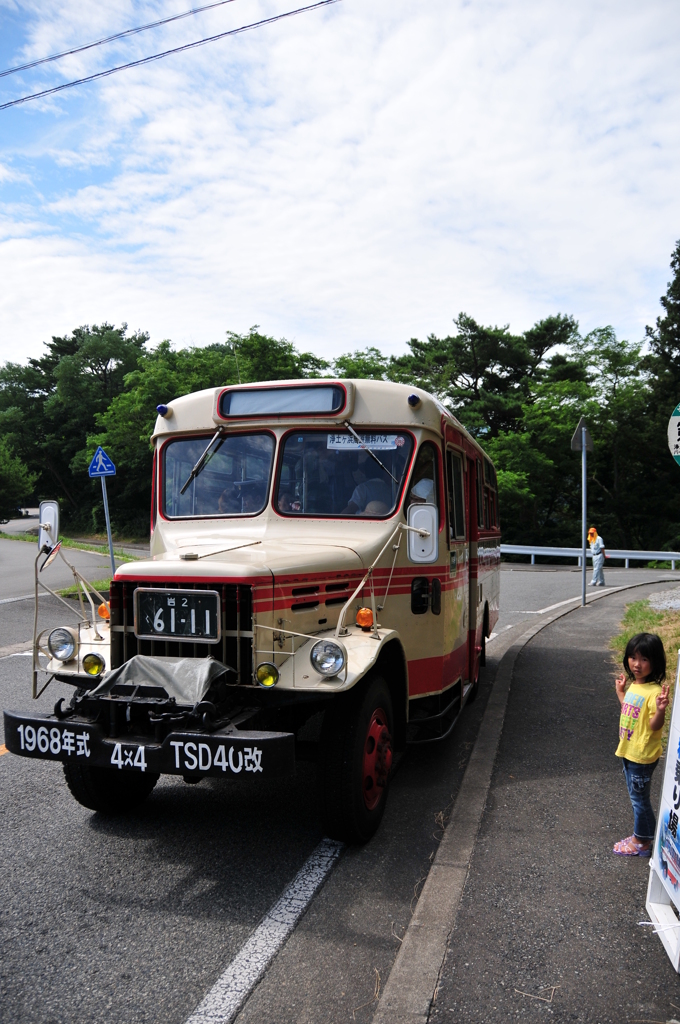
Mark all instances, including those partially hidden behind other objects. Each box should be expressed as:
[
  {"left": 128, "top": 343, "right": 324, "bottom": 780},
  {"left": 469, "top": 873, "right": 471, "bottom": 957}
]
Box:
[
  {"left": 100, "top": 476, "right": 116, "bottom": 579},
  {"left": 582, "top": 426, "right": 587, "bottom": 606},
  {"left": 88, "top": 445, "right": 117, "bottom": 581}
]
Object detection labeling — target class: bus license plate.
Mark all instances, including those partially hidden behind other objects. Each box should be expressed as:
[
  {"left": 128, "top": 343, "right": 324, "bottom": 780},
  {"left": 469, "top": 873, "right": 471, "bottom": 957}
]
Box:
[{"left": 134, "top": 589, "right": 221, "bottom": 643}]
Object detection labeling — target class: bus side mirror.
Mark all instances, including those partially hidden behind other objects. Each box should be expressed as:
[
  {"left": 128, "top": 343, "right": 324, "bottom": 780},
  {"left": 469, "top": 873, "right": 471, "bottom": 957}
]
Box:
[
  {"left": 407, "top": 504, "right": 439, "bottom": 563},
  {"left": 38, "top": 500, "right": 59, "bottom": 551}
]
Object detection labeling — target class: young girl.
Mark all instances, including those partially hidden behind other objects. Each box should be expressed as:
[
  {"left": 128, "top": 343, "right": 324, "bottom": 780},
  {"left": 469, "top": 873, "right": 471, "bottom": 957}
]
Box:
[{"left": 613, "top": 632, "right": 670, "bottom": 856}]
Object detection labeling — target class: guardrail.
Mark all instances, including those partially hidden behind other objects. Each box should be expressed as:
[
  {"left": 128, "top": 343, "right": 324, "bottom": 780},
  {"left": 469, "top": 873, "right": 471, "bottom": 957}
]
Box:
[{"left": 500, "top": 544, "right": 680, "bottom": 570}]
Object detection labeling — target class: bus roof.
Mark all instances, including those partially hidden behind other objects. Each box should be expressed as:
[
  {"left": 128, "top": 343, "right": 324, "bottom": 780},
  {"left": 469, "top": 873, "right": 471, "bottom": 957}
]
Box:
[{"left": 151, "top": 378, "right": 490, "bottom": 460}]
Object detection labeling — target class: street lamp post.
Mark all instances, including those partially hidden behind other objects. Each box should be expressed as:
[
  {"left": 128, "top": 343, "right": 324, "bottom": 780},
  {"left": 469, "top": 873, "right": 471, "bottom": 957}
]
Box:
[{"left": 571, "top": 416, "right": 594, "bottom": 607}]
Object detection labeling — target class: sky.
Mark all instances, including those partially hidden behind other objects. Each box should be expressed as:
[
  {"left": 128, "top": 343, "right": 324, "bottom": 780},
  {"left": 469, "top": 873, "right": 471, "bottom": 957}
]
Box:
[{"left": 0, "top": 0, "right": 679, "bottom": 365}]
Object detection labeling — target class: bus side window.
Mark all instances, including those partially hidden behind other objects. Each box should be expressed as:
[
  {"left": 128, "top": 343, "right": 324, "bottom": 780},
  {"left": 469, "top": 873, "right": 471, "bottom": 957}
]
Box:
[
  {"left": 406, "top": 442, "right": 439, "bottom": 513},
  {"left": 476, "top": 459, "right": 484, "bottom": 529},
  {"left": 446, "top": 449, "right": 465, "bottom": 541}
]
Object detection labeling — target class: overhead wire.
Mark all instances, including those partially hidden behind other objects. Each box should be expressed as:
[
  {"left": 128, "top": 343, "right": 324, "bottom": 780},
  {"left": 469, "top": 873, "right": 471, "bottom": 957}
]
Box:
[
  {"left": 0, "top": 0, "right": 242, "bottom": 80},
  {"left": 0, "top": 0, "right": 341, "bottom": 112}
]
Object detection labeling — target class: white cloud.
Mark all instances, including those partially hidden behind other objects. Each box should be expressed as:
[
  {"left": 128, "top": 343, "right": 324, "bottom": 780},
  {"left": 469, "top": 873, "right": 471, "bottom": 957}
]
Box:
[{"left": 0, "top": 0, "right": 679, "bottom": 363}]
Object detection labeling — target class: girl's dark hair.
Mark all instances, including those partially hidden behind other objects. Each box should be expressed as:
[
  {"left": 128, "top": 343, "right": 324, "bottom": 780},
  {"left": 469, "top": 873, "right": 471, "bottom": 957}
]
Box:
[{"left": 623, "top": 633, "right": 667, "bottom": 683}]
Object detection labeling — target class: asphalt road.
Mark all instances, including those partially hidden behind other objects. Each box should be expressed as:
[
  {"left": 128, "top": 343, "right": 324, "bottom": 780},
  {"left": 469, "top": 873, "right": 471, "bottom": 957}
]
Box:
[
  {"left": 0, "top": 566, "right": 678, "bottom": 1023},
  {"left": 0, "top": 537, "right": 119, "bottom": 605}
]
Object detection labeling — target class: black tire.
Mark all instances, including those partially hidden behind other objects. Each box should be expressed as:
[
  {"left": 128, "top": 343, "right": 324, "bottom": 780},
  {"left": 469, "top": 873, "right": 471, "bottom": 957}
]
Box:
[
  {"left": 63, "top": 763, "right": 159, "bottom": 813},
  {"left": 468, "top": 612, "right": 488, "bottom": 703},
  {"left": 320, "top": 674, "right": 394, "bottom": 845},
  {"left": 479, "top": 619, "right": 487, "bottom": 667}
]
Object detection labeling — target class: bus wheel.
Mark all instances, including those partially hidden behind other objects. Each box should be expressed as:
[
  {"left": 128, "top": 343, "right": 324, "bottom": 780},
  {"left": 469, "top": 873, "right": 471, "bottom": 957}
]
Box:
[
  {"left": 320, "top": 675, "right": 394, "bottom": 844},
  {"left": 63, "top": 763, "right": 159, "bottom": 813}
]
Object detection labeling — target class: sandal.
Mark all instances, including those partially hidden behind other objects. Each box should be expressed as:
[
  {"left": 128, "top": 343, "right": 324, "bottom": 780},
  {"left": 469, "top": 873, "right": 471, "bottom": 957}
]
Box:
[{"left": 613, "top": 835, "right": 652, "bottom": 857}]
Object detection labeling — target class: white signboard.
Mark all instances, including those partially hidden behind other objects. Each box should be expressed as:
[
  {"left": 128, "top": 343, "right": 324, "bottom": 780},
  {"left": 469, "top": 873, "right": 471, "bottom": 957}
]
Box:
[
  {"left": 667, "top": 404, "right": 680, "bottom": 467},
  {"left": 326, "top": 433, "right": 403, "bottom": 451},
  {"left": 647, "top": 654, "right": 680, "bottom": 971}
]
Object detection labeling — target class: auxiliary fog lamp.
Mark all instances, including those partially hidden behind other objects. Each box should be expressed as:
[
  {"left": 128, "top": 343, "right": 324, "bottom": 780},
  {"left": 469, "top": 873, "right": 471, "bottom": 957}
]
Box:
[
  {"left": 47, "top": 628, "right": 77, "bottom": 662},
  {"left": 256, "top": 662, "right": 280, "bottom": 688},
  {"left": 310, "top": 639, "right": 346, "bottom": 678},
  {"left": 82, "top": 653, "right": 105, "bottom": 676}
]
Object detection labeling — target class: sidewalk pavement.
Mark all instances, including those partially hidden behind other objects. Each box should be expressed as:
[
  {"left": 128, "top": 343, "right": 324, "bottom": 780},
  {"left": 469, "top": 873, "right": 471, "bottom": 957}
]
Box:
[{"left": 429, "top": 584, "right": 679, "bottom": 1023}]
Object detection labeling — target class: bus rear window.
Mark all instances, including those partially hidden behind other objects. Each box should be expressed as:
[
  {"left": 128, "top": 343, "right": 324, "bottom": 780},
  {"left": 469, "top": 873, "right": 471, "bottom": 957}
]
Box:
[
  {"left": 276, "top": 431, "right": 413, "bottom": 517},
  {"left": 220, "top": 385, "right": 345, "bottom": 418}
]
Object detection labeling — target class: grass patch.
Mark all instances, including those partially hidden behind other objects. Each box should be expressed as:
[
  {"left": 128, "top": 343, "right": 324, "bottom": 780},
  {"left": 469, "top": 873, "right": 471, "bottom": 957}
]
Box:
[
  {"left": 58, "top": 578, "right": 111, "bottom": 599},
  {"left": 0, "top": 531, "right": 139, "bottom": 562},
  {"left": 610, "top": 598, "right": 680, "bottom": 750}
]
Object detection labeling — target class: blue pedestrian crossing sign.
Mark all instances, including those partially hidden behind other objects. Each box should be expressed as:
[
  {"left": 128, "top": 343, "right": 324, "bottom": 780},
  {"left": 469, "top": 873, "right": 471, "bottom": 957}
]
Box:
[{"left": 88, "top": 446, "right": 116, "bottom": 477}]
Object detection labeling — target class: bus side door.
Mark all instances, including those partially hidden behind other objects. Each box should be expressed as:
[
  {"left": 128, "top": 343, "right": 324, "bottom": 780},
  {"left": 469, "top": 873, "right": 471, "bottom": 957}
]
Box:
[{"left": 444, "top": 448, "right": 469, "bottom": 688}]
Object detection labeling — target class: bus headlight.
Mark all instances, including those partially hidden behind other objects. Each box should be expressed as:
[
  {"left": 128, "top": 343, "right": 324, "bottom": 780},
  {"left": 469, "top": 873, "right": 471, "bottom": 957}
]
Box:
[
  {"left": 48, "top": 628, "right": 76, "bottom": 662},
  {"left": 256, "top": 662, "right": 279, "bottom": 688},
  {"left": 82, "top": 653, "right": 105, "bottom": 676},
  {"left": 310, "top": 639, "right": 346, "bottom": 677}
]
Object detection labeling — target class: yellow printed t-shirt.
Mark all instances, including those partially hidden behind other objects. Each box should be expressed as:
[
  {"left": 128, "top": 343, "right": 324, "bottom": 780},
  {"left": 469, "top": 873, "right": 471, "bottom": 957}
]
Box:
[{"left": 615, "top": 682, "right": 663, "bottom": 764}]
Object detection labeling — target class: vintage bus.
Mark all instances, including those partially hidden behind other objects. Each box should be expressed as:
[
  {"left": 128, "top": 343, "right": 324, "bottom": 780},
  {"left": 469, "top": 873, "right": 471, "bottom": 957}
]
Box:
[{"left": 5, "top": 379, "right": 500, "bottom": 843}]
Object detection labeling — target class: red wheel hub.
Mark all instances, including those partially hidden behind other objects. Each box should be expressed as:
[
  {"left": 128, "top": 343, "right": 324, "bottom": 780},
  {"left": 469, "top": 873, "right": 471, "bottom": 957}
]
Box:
[{"left": 362, "top": 707, "right": 392, "bottom": 811}]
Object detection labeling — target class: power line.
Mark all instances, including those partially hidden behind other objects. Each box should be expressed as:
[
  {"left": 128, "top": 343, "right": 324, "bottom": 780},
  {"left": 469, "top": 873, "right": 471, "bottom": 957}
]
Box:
[
  {"left": 0, "top": 0, "right": 341, "bottom": 112},
  {"left": 0, "top": 0, "right": 242, "bottom": 80}
]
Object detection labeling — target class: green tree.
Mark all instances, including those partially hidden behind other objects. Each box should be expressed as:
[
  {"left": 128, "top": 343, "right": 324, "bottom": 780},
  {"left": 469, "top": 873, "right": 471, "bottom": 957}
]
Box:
[
  {"left": 331, "top": 347, "right": 390, "bottom": 379},
  {"left": 388, "top": 312, "right": 579, "bottom": 437},
  {"left": 0, "top": 439, "right": 36, "bottom": 521},
  {"left": 641, "top": 239, "right": 680, "bottom": 549},
  {"left": 88, "top": 328, "right": 329, "bottom": 533},
  {"left": 0, "top": 323, "right": 147, "bottom": 524}
]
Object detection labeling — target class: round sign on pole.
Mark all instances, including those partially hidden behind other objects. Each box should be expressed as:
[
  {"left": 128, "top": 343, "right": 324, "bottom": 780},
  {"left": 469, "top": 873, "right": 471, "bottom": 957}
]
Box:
[{"left": 668, "top": 404, "right": 680, "bottom": 466}]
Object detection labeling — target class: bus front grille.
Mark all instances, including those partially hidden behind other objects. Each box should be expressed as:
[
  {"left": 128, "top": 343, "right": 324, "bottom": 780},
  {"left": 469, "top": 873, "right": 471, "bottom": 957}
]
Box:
[{"left": 109, "top": 580, "right": 253, "bottom": 685}]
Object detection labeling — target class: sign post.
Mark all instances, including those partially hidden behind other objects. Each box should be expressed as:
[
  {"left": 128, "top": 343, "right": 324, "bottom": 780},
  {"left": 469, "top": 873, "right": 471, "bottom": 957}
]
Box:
[
  {"left": 88, "top": 446, "right": 116, "bottom": 579},
  {"left": 570, "top": 416, "right": 594, "bottom": 606},
  {"left": 646, "top": 654, "right": 680, "bottom": 972}
]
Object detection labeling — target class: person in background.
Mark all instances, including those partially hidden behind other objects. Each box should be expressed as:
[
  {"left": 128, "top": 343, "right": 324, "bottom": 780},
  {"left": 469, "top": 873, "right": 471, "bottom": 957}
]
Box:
[{"left": 588, "top": 526, "right": 606, "bottom": 586}]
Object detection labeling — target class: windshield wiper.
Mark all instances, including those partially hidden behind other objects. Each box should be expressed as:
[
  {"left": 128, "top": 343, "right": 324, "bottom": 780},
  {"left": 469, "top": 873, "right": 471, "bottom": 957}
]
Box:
[
  {"left": 180, "top": 429, "right": 225, "bottom": 495},
  {"left": 344, "top": 421, "right": 398, "bottom": 483}
]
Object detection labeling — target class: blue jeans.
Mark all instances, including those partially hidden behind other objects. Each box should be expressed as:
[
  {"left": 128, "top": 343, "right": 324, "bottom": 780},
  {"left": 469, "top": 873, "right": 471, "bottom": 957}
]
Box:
[{"left": 621, "top": 757, "right": 658, "bottom": 841}]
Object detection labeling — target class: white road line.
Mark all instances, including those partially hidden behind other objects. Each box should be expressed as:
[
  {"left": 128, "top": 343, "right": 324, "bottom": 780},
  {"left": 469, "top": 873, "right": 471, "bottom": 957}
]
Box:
[{"left": 185, "top": 838, "right": 344, "bottom": 1024}]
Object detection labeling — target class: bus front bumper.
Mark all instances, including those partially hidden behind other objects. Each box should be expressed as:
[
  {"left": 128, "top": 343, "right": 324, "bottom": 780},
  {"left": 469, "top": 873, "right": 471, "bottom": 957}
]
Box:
[{"left": 3, "top": 710, "right": 295, "bottom": 779}]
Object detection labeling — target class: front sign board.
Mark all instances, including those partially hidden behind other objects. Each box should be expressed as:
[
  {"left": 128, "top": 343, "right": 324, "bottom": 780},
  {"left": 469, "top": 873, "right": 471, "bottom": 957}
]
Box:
[
  {"left": 88, "top": 446, "right": 116, "bottom": 477},
  {"left": 647, "top": 653, "right": 680, "bottom": 971},
  {"left": 667, "top": 404, "right": 680, "bottom": 467},
  {"left": 326, "top": 433, "right": 404, "bottom": 450}
]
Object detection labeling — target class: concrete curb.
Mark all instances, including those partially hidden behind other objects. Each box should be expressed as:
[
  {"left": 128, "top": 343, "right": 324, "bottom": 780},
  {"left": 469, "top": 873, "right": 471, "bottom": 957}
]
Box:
[{"left": 371, "top": 578, "right": 676, "bottom": 1024}]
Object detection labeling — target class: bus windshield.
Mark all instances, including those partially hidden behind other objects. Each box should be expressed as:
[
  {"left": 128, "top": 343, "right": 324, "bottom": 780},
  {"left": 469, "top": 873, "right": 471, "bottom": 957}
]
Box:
[
  {"left": 275, "top": 431, "right": 413, "bottom": 517},
  {"left": 163, "top": 433, "right": 275, "bottom": 518}
]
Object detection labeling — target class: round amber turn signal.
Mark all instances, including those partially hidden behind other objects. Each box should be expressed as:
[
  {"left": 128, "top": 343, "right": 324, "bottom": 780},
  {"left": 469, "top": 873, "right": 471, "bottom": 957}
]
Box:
[
  {"left": 356, "top": 607, "right": 374, "bottom": 629},
  {"left": 98, "top": 602, "right": 110, "bottom": 619}
]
